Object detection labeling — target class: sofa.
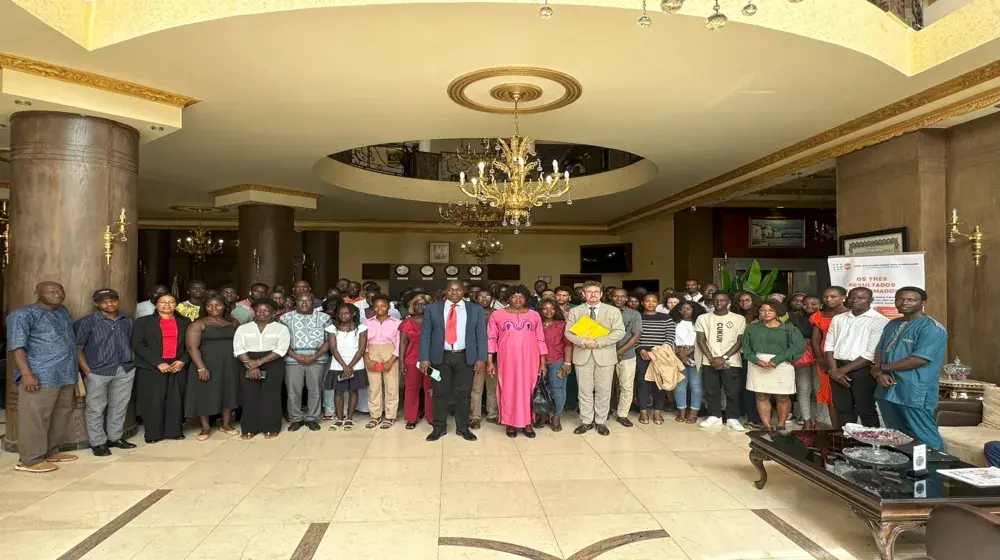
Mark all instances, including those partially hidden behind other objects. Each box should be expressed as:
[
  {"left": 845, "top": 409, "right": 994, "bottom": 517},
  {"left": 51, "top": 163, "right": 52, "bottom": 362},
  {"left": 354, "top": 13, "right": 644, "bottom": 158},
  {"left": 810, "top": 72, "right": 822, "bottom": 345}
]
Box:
[
  {"left": 926, "top": 504, "right": 1000, "bottom": 560},
  {"left": 936, "top": 386, "right": 1000, "bottom": 467}
]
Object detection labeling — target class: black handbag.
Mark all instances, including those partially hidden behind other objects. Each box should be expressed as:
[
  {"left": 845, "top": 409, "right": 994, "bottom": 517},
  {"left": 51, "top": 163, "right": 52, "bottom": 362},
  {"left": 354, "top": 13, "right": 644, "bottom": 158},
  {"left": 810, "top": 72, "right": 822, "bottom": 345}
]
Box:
[{"left": 531, "top": 372, "right": 555, "bottom": 415}]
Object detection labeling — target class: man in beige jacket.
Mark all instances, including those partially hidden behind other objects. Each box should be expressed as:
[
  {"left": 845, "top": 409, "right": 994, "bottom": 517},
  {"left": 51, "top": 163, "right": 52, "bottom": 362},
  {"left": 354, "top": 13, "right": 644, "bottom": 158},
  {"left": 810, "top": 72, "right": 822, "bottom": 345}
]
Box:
[{"left": 565, "top": 281, "right": 626, "bottom": 436}]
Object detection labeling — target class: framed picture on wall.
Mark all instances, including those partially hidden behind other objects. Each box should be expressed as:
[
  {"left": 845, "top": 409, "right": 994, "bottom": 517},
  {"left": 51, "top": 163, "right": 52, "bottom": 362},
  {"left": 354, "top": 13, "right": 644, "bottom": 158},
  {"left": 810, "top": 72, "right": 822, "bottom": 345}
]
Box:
[
  {"left": 429, "top": 242, "right": 450, "bottom": 263},
  {"left": 839, "top": 227, "right": 909, "bottom": 256},
  {"left": 749, "top": 218, "right": 806, "bottom": 248}
]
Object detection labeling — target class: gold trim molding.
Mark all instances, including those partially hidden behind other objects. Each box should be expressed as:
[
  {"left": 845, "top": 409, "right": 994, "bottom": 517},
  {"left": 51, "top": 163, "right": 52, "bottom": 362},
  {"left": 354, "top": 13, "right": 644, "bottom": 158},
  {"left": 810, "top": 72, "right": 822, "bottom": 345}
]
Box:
[
  {"left": 447, "top": 67, "right": 582, "bottom": 115},
  {"left": 611, "top": 58, "right": 1000, "bottom": 227},
  {"left": 212, "top": 184, "right": 321, "bottom": 199},
  {"left": 0, "top": 52, "right": 198, "bottom": 108}
]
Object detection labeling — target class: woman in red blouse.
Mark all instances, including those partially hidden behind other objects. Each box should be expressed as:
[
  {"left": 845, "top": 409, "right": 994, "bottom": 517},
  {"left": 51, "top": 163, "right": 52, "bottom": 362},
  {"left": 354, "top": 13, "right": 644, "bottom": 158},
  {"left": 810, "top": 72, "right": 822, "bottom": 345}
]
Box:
[
  {"left": 131, "top": 293, "right": 190, "bottom": 443},
  {"left": 539, "top": 300, "right": 572, "bottom": 431},
  {"left": 399, "top": 294, "right": 432, "bottom": 429}
]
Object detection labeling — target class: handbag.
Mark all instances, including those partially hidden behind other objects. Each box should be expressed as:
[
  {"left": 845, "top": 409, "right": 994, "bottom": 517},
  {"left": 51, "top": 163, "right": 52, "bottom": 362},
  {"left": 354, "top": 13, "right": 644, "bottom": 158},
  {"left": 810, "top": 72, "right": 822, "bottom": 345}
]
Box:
[
  {"left": 531, "top": 372, "right": 555, "bottom": 415},
  {"left": 792, "top": 345, "right": 815, "bottom": 367}
]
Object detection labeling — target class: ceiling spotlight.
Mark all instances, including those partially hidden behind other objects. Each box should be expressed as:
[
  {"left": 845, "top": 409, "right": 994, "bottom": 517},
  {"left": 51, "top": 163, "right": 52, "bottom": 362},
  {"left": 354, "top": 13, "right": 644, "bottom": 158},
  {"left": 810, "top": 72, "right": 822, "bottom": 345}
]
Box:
[
  {"left": 539, "top": 0, "right": 553, "bottom": 19},
  {"left": 742, "top": 2, "right": 758, "bottom": 16},
  {"left": 660, "top": 0, "right": 684, "bottom": 13},
  {"left": 638, "top": 0, "right": 652, "bottom": 27},
  {"left": 706, "top": 0, "right": 727, "bottom": 30}
]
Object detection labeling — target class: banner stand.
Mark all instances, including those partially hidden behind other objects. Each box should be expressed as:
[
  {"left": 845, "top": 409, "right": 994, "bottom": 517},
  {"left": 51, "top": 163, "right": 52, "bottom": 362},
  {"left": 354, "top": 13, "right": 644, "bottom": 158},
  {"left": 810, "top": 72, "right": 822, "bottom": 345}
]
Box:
[{"left": 827, "top": 252, "right": 926, "bottom": 319}]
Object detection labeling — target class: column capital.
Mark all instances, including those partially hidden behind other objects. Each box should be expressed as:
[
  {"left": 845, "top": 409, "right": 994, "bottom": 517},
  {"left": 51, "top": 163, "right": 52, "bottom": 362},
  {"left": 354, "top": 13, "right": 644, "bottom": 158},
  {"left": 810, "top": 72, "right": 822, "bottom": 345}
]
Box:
[{"left": 213, "top": 184, "right": 319, "bottom": 210}]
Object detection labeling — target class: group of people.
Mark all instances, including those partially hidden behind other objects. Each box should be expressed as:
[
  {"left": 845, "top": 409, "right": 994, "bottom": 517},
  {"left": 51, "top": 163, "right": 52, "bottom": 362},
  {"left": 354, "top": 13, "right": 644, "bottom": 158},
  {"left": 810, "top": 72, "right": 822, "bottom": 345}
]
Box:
[{"left": 5, "top": 273, "right": 948, "bottom": 474}]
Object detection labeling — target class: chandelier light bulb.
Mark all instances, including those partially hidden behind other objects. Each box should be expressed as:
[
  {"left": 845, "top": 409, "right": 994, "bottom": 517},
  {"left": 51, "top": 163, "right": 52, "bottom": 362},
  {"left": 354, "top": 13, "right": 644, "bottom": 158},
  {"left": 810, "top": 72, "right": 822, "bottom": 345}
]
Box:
[
  {"left": 660, "top": 0, "right": 684, "bottom": 13},
  {"left": 478, "top": 161, "right": 485, "bottom": 172},
  {"left": 742, "top": 2, "right": 757, "bottom": 16},
  {"left": 552, "top": 159, "right": 559, "bottom": 171},
  {"left": 460, "top": 171, "right": 465, "bottom": 184}
]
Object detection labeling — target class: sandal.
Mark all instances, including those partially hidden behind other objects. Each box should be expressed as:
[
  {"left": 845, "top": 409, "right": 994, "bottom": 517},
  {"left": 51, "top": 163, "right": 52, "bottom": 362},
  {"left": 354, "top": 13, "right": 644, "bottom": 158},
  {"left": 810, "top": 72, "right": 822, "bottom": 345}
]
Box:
[
  {"left": 241, "top": 432, "right": 256, "bottom": 440},
  {"left": 323, "top": 412, "right": 334, "bottom": 420},
  {"left": 328, "top": 418, "right": 344, "bottom": 431},
  {"left": 365, "top": 419, "right": 379, "bottom": 429},
  {"left": 653, "top": 415, "right": 664, "bottom": 425},
  {"left": 675, "top": 411, "right": 686, "bottom": 423},
  {"left": 550, "top": 416, "right": 562, "bottom": 432},
  {"left": 685, "top": 411, "right": 699, "bottom": 424},
  {"left": 342, "top": 419, "right": 356, "bottom": 431},
  {"left": 196, "top": 431, "right": 211, "bottom": 441},
  {"left": 405, "top": 421, "right": 417, "bottom": 430},
  {"left": 380, "top": 419, "right": 395, "bottom": 430},
  {"left": 638, "top": 413, "right": 650, "bottom": 425},
  {"left": 264, "top": 432, "right": 279, "bottom": 439},
  {"left": 220, "top": 427, "right": 239, "bottom": 436}
]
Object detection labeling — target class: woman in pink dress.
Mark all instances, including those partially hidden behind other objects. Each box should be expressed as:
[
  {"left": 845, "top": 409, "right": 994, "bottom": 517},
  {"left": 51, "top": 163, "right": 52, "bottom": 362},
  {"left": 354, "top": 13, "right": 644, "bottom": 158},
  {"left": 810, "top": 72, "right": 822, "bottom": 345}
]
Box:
[{"left": 487, "top": 285, "right": 548, "bottom": 438}]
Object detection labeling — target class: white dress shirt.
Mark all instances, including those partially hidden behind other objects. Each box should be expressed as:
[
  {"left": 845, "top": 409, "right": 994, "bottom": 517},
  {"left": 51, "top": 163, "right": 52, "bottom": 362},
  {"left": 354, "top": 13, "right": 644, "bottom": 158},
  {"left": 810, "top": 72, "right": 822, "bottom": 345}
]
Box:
[
  {"left": 443, "top": 300, "right": 467, "bottom": 351},
  {"left": 824, "top": 308, "right": 888, "bottom": 362},
  {"left": 135, "top": 300, "right": 155, "bottom": 318},
  {"left": 674, "top": 320, "right": 696, "bottom": 347},
  {"left": 683, "top": 293, "right": 704, "bottom": 303},
  {"left": 233, "top": 322, "right": 290, "bottom": 357}
]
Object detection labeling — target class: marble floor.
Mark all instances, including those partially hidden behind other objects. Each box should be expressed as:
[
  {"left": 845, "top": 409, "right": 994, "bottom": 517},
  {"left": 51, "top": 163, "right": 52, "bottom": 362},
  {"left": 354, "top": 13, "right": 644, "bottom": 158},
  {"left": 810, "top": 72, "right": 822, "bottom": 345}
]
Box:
[{"left": 0, "top": 413, "right": 928, "bottom": 560}]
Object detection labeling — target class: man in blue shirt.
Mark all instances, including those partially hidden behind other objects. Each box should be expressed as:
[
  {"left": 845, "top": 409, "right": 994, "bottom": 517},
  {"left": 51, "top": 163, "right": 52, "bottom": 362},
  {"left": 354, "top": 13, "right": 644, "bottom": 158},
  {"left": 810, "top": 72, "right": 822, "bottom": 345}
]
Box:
[
  {"left": 76, "top": 289, "right": 137, "bottom": 456},
  {"left": 6, "top": 282, "right": 80, "bottom": 473},
  {"left": 871, "top": 286, "right": 946, "bottom": 450}
]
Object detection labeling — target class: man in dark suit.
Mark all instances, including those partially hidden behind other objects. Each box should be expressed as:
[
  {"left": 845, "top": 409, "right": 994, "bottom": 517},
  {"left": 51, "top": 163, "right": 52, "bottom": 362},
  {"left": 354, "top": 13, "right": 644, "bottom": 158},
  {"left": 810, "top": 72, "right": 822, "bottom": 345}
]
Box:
[{"left": 419, "top": 280, "right": 487, "bottom": 442}]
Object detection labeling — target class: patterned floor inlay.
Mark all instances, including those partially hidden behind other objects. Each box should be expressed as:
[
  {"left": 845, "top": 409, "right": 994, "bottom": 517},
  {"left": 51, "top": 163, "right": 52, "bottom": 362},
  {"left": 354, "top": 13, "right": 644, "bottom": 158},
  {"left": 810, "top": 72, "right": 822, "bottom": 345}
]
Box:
[
  {"left": 439, "top": 529, "right": 670, "bottom": 560},
  {"left": 56, "top": 489, "right": 172, "bottom": 560},
  {"left": 289, "top": 523, "right": 331, "bottom": 560},
  {"left": 753, "top": 509, "right": 838, "bottom": 560}
]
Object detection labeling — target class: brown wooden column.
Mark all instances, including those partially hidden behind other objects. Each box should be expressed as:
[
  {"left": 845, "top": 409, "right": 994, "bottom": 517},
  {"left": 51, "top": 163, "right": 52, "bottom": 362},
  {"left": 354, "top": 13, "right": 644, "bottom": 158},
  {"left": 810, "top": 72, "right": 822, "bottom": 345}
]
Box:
[
  {"left": 238, "top": 204, "right": 295, "bottom": 292},
  {"left": 302, "top": 231, "right": 339, "bottom": 293},
  {"left": 138, "top": 229, "right": 171, "bottom": 300},
  {"left": 3, "top": 111, "right": 139, "bottom": 452}
]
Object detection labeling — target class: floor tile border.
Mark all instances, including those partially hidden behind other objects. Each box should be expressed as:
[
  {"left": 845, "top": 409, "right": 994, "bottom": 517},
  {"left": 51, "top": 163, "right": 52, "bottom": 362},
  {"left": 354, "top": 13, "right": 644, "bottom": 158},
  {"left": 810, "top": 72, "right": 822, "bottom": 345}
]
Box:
[
  {"left": 56, "top": 488, "right": 172, "bottom": 560},
  {"left": 289, "top": 522, "right": 330, "bottom": 560},
  {"left": 752, "top": 508, "right": 837, "bottom": 560},
  {"left": 439, "top": 529, "right": 669, "bottom": 560}
]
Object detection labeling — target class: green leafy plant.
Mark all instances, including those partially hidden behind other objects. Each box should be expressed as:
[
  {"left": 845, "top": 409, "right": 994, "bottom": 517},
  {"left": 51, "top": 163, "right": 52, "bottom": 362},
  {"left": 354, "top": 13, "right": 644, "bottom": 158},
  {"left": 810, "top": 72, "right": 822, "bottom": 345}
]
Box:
[{"left": 720, "top": 259, "right": 779, "bottom": 299}]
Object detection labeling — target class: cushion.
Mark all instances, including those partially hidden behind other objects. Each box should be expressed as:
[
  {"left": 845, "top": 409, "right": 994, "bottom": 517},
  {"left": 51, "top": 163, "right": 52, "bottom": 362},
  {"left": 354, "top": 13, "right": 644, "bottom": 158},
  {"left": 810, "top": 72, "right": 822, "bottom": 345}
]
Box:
[
  {"left": 981, "top": 386, "right": 1000, "bottom": 430},
  {"left": 939, "top": 426, "right": 999, "bottom": 467}
]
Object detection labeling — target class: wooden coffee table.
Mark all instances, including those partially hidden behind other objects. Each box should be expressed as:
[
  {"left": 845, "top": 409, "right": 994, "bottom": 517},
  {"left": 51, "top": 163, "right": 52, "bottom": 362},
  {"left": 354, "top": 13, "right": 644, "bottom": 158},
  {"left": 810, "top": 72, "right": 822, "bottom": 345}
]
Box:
[{"left": 748, "top": 430, "right": 1000, "bottom": 560}]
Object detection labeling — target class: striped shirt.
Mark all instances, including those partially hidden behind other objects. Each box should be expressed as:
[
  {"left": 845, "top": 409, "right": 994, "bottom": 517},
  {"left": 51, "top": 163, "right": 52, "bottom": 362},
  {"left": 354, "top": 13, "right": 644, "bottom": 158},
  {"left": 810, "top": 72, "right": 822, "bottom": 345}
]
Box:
[{"left": 636, "top": 312, "right": 675, "bottom": 351}]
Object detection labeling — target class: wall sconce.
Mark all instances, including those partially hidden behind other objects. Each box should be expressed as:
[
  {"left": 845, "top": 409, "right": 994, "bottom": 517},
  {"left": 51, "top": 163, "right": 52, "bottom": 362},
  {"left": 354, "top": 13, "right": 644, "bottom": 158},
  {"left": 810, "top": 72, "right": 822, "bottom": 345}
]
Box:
[
  {"left": 103, "top": 207, "right": 128, "bottom": 265},
  {"left": 947, "top": 208, "right": 984, "bottom": 267}
]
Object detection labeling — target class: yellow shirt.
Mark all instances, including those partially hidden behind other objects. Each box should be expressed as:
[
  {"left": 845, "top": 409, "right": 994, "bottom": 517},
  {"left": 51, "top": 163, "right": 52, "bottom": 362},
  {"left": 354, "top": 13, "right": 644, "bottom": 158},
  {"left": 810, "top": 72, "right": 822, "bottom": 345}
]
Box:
[{"left": 176, "top": 301, "right": 200, "bottom": 321}]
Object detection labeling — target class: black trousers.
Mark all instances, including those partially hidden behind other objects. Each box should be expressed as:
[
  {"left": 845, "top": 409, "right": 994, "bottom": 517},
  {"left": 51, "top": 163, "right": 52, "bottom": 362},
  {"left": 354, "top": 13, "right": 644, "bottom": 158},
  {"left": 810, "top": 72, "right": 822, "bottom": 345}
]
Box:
[
  {"left": 634, "top": 356, "right": 665, "bottom": 411},
  {"left": 831, "top": 359, "right": 879, "bottom": 429},
  {"left": 137, "top": 367, "right": 187, "bottom": 441},
  {"left": 702, "top": 366, "right": 741, "bottom": 419},
  {"left": 240, "top": 353, "right": 286, "bottom": 434},
  {"left": 431, "top": 351, "right": 474, "bottom": 432}
]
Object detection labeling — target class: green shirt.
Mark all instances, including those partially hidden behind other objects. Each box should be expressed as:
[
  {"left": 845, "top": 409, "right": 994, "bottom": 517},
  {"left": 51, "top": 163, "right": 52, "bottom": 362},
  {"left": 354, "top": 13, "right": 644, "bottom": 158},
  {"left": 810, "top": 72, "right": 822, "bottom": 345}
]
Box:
[{"left": 742, "top": 321, "right": 805, "bottom": 366}]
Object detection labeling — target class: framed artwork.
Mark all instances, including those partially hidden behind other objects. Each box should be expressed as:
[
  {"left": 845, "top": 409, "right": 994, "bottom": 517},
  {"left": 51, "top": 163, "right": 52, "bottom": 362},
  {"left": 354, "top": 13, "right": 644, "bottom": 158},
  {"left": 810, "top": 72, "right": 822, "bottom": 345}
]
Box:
[
  {"left": 537, "top": 276, "right": 552, "bottom": 284},
  {"left": 749, "top": 218, "right": 806, "bottom": 248},
  {"left": 429, "top": 242, "right": 450, "bottom": 263},
  {"left": 839, "top": 227, "right": 909, "bottom": 256}
]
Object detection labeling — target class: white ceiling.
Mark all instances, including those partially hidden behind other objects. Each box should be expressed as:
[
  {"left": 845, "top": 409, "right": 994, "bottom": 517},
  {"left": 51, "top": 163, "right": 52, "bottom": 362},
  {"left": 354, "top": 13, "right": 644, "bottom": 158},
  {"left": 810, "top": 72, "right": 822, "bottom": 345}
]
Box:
[{"left": 1, "top": 1, "right": 1000, "bottom": 224}]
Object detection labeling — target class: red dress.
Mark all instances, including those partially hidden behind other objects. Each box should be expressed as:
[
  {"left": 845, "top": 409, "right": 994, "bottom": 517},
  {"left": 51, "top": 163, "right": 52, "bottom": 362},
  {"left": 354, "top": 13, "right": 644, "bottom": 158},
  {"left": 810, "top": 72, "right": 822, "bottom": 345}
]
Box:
[
  {"left": 809, "top": 311, "right": 835, "bottom": 406},
  {"left": 400, "top": 317, "right": 433, "bottom": 423}
]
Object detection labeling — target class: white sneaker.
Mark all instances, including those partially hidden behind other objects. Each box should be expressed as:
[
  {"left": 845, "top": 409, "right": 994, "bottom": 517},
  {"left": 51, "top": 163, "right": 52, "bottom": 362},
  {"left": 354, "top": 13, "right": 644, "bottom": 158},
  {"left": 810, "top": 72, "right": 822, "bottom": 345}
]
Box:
[
  {"left": 699, "top": 416, "right": 722, "bottom": 428},
  {"left": 727, "top": 419, "right": 745, "bottom": 432}
]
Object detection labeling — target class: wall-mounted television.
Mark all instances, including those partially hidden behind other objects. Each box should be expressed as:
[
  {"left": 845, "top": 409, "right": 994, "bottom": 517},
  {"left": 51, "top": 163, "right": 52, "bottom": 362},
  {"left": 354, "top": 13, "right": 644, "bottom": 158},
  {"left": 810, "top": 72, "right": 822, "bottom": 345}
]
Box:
[{"left": 580, "top": 243, "right": 633, "bottom": 274}]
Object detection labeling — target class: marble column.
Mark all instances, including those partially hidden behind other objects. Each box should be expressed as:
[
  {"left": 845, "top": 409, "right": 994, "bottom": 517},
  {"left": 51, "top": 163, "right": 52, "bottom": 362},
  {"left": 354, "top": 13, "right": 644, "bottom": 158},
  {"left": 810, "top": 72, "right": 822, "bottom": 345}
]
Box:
[
  {"left": 3, "top": 111, "right": 139, "bottom": 452},
  {"left": 302, "top": 231, "right": 339, "bottom": 294},
  {"left": 238, "top": 204, "right": 295, "bottom": 292}
]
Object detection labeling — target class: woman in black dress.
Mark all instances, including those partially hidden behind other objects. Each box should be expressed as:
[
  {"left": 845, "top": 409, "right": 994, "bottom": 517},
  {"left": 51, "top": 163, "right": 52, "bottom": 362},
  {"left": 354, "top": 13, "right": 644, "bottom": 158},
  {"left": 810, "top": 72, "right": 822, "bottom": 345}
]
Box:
[
  {"left": 132, "top": 293, "right": 190, "bottom": 443},
  {"left": 185, "top": 293, "right": 241, "bottom": 440}
]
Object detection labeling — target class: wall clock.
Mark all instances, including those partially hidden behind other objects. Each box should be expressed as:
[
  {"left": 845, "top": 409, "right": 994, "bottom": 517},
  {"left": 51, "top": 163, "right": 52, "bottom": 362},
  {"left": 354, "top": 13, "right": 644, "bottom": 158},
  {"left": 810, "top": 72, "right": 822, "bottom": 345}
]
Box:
[
  {"left": 394, "top": 265, "right": 410, "bottom": 276},
  {"left": 468, "top": 265, "right": 483, "bottom": 277},
  {"left": 420, "top": 265, "right": 435, "bottom": 276},
  {"left": 445, "top": 265, "right": 459, "bottom": 276}
]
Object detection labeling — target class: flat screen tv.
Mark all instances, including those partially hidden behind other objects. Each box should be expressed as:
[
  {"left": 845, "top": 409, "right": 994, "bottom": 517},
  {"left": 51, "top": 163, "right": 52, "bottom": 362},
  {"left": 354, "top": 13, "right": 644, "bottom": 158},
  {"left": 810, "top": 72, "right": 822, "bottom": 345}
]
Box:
[{"left": 580, "top": 243, "right": 632, "bottom": 274}]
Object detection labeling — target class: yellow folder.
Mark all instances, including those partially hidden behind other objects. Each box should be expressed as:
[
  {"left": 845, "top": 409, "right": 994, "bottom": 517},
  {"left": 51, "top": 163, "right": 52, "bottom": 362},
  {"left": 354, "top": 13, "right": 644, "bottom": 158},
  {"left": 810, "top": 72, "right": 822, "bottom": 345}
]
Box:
[{"left": 569, "top": 316, "right": 611, "bottom": 339}]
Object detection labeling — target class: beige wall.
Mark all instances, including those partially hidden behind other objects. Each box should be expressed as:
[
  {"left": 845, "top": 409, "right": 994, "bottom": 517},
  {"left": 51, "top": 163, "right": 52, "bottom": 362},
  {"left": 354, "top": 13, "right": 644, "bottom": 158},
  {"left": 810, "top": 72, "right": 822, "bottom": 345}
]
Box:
[
  {"left": 339, "top": 216, "right": 674, "bottom": 291},
  {"left": 837, "top": 121, "right": 1000, "bottom": 384}
]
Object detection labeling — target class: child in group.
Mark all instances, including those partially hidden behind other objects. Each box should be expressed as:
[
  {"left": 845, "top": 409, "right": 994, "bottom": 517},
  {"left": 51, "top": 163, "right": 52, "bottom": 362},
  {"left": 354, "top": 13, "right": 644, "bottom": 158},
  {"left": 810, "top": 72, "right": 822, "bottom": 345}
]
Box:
[{"left": 325, "top": 302, "right": 367, "bottom": 430}]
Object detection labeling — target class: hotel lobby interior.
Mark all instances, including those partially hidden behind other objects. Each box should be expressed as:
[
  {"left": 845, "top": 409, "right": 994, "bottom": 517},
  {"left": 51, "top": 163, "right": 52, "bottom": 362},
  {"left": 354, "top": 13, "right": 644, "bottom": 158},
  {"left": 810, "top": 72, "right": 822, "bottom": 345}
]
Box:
[{"left": 3, "top": 1, "right": 1000, "bottom": 559}]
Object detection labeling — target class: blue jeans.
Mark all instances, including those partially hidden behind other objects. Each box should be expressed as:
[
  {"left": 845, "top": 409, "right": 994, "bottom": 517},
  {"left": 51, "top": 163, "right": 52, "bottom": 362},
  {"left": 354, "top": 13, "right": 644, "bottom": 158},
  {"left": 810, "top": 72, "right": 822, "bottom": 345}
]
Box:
[
  {"left": 546, "top": 360, "right": 568, "bottom": 416},
  {"left": 674, "top": 365, "right": 702, "bottom": 410}
]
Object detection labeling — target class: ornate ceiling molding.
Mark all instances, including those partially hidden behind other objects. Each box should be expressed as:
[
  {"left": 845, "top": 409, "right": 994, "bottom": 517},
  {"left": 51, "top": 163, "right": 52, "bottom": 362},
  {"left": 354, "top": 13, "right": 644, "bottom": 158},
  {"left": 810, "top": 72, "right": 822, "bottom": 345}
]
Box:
[
  {"left": 447, "top": 66, "right": 582, "bottom": 115},
  {"left": 0, "top": 52, "right": 198, "bottom": 108},
  {"left": 610, "top": 58, "right": 1000, "bottom": 229}
]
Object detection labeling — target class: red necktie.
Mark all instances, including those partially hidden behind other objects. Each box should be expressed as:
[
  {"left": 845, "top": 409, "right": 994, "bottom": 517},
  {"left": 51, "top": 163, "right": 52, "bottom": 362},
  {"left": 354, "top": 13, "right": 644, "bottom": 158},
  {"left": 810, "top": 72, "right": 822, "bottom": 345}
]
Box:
[{"left": 445, "top": 303, "right": 458, "bottom": 346}]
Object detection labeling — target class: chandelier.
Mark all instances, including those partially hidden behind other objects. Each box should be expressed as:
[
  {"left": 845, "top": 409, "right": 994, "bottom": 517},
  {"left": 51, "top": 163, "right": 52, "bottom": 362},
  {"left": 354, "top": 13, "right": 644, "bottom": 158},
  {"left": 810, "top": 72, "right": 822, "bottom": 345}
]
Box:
[
  {"left": 813, "top": 220, "right": 837, "bottom": 242},
  {"left": 438, "top": 199, "right": 507, "bottom": 231},
  {"left": 457, "top": 91, "right": 571, "bottom": 234},
  {"left": 461, "top": 230, "right": 504, "bottom": 263},
  {"left": 176, "top": 227, "right": 224, "bottom": 262},
  {"left": 538, "top": 0, "right": 805, "bottom": 30}
]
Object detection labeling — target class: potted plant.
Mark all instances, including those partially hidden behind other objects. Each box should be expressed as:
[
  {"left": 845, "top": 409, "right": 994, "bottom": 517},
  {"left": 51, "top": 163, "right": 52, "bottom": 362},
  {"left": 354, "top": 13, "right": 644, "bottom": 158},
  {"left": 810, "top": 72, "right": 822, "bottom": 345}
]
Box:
[{"left": 720, "top": 259, "right": 779, "bottom": 299}]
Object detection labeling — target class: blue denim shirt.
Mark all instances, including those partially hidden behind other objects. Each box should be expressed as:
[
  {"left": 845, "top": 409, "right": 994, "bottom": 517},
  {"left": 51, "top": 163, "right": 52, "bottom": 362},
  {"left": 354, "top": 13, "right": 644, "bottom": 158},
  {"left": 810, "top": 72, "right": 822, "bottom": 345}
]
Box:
[
  {"left": 75, "top": 311, "right": 134, "bottom": 376},
  {"left": 6, "top": 304, "right": 78, "bottom": 387}
]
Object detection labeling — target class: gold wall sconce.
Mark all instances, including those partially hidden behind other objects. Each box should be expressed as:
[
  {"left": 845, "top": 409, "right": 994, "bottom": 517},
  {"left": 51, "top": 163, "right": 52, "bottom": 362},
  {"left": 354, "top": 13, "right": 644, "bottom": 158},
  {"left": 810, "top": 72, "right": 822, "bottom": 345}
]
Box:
[
  {"left": 103, "top": 207, "right": 128, "bottom": 265},
  {"left": 947, "top": 208, "right": 984, "bottom": 267}
]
